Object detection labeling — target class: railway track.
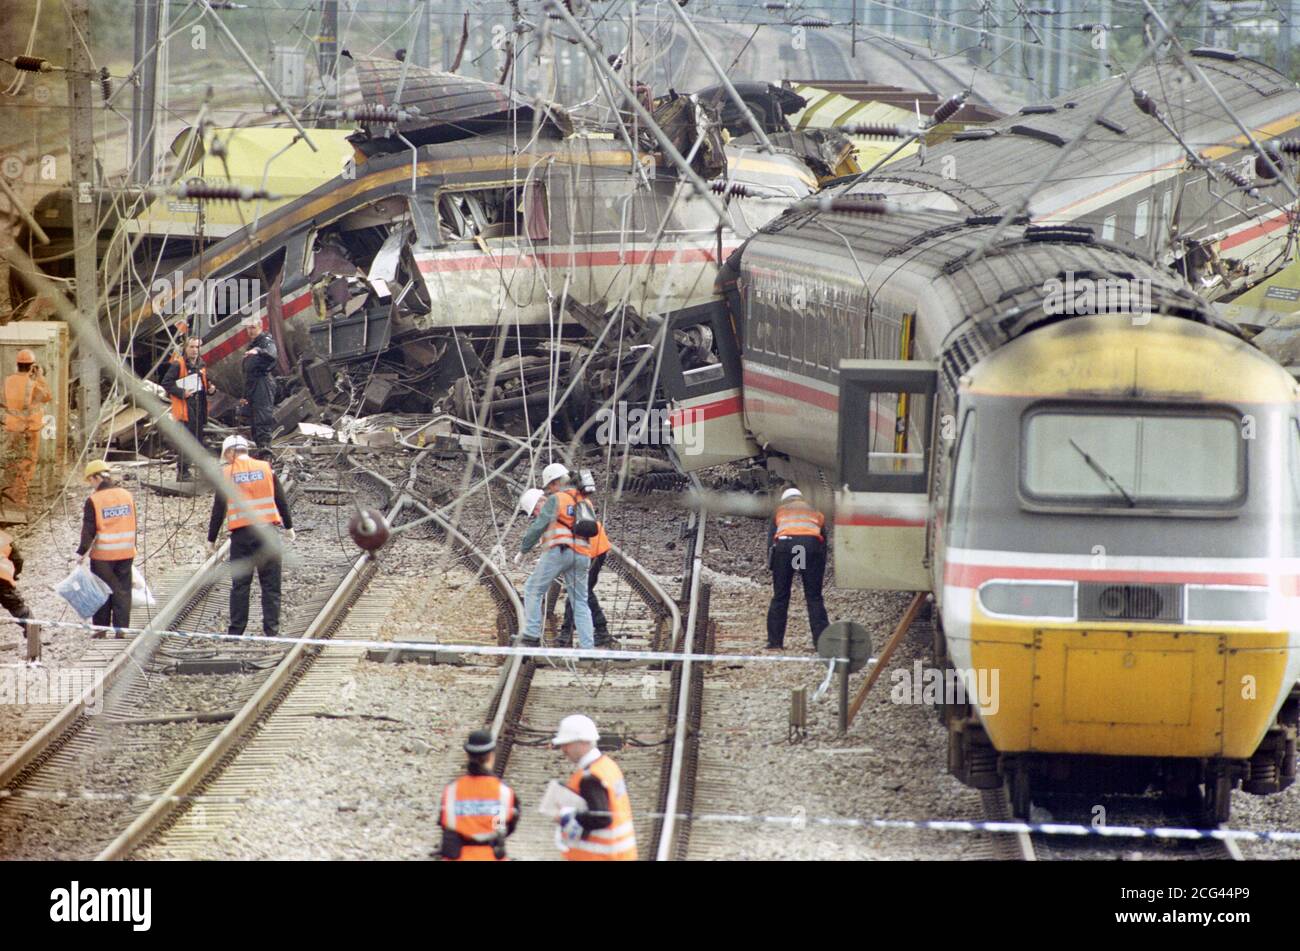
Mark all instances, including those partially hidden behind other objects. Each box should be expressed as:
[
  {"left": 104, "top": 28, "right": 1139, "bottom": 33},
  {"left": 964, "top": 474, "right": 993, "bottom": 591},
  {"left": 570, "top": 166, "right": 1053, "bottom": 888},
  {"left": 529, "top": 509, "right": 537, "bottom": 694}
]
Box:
[
  {"left": 1026, "top": 794, "right": 1243, "bottom": 862},
  {"left": 0, "top": 481, "right": 386, "bottom": 859},
  {"left": 397, "top": 452, "right": 711, "bottom": 861}
]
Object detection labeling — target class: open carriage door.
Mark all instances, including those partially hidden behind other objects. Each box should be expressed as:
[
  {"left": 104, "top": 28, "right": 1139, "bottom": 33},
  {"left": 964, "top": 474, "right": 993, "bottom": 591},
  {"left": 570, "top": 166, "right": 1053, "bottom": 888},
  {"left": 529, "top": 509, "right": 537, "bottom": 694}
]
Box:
[
  {"left": 660, "top": 300, "right": 759, "bottom": 471},
  {"left": 835, "top": 359, "right": 938, "bottom": 591}
]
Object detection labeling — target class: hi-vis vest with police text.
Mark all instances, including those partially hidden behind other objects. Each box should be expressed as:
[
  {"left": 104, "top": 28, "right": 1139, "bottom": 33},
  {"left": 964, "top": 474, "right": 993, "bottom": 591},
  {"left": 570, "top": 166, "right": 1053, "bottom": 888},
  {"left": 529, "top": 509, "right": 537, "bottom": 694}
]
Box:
[
  {"left": 440, "top": 774, "right": 515, "bottom": 861},
  {"left": 564, "top": 753, "right": 637, "bottom": 861},
  {"left": 543, "top": 489, "right": 593, "bottom": 556},
  {"left": 223, "top": 456, "right": 282, "bottom": 530},
  {"left": 90, "top": 487, "right": 137, "bottom": 561},
  {"left": 168, "top": 354, "right": 207, "bottom": 423},
  {"left": 773, "top": 500, "right": 825, "bottom": 541}
]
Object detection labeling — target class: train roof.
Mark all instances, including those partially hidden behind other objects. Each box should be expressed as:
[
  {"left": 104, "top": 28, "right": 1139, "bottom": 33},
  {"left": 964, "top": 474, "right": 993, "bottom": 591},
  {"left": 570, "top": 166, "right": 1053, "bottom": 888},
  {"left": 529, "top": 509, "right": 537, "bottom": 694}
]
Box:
[
  {"left": 741, "top": 204, "right": 1246, "bottom": 392},
  {"left": 965, "top": 313, "right": 1300, "bottom": 404},
  {"left": 840, "top": 51, "right": 1300, "bottom": 219}
]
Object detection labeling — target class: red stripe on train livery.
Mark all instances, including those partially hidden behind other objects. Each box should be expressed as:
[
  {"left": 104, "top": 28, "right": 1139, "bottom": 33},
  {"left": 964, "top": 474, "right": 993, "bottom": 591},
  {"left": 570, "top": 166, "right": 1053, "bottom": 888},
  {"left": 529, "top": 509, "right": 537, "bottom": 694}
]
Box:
[
  {"left": 834, "top": 513, "right": 927, "bottom": 528},
  {"left": 743, "top": 365, "right": 838, "bottom": 411},
  {"left": 1219, "top": 208, "right": 1291, "bottom": 252},
  {"left": 945, "top": 561, "right": 1300, "bottom": 589},
  {"left": 415, "top": 245, "right": 739, "bottom": 273},
  {"left": 667, "top": 394, "right": 742, "bottom": 427}
]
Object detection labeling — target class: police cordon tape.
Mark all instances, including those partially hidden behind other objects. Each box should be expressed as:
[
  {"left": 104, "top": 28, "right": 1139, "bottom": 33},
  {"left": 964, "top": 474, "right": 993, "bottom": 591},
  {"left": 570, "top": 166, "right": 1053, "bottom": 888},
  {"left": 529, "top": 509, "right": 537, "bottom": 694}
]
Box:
[
  {"left": 0, "top": 784, "right": 1296, "bottom": 845},
  {"left": 8, "top": 616, "right": 857, "bottom": 667}
]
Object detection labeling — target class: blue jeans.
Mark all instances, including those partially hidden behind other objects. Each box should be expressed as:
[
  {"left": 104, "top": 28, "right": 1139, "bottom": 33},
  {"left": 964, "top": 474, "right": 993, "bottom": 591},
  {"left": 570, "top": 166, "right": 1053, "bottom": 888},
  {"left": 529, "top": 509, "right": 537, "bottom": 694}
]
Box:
[{"left": 523, "top": 545, "right": 594, "bottom": 648}]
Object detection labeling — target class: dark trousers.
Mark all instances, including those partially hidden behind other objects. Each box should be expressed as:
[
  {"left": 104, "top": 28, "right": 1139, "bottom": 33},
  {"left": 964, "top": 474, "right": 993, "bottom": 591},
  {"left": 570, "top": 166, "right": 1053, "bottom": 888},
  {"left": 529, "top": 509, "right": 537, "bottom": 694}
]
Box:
[
  {"left": 560, "top": 552, "right": 608, "bottom": 643},
  {"left": 250, "top": 395, "right": 275, "bottom": 449},
  {"left": 91, "top": 557, "right": 133, "bottom": 632},
  {"left": 766, "top": 537, "right": 829, "bottom": 648},
  {"left": 177, "top": 415, "right": 202, "bottom": 479},
  {"left": 228, "top": 526, "right": 282, "bottom": 637},
  {"left": 0, "top": 580, "right": 30, "bottom": 626}
]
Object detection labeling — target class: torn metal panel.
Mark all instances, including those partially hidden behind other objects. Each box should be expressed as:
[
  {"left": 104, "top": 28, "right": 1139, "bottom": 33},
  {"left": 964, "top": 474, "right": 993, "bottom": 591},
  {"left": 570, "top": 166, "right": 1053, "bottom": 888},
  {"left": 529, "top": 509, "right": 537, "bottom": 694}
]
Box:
[
  {"left": 695, "top": 82, "right": 807, "bottom": 135},
  {"left": 308, "top": 308, "right": 392, "bottom": 361},
  {"left": 346, "top": 54, "right": 572, "bottom": 150}
]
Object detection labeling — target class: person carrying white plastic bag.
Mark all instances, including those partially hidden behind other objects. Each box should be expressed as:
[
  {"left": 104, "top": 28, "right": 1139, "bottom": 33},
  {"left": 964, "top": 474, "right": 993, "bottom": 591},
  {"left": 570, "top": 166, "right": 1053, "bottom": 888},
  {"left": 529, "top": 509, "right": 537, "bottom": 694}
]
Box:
[{"left": 131, "top": 565, "right": 155, "bottom": 609}]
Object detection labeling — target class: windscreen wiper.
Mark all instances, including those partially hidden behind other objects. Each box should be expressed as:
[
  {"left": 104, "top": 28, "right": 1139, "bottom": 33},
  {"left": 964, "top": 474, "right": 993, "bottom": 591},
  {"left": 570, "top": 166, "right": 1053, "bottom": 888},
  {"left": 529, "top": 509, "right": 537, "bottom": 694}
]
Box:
[{"left": 1068, "top": 438, "right": 1136, "bottom": 507}]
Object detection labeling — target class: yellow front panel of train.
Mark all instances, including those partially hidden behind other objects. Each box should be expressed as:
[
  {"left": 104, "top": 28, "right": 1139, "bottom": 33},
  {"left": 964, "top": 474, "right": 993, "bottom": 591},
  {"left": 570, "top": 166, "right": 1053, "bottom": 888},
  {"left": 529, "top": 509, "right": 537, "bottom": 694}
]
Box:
[
  {"left": 970, "top": 625, "right": 1292, "bottom": 759},
  {"left": 1031, "top": 629, "right": 1224, "bottom": 757}
]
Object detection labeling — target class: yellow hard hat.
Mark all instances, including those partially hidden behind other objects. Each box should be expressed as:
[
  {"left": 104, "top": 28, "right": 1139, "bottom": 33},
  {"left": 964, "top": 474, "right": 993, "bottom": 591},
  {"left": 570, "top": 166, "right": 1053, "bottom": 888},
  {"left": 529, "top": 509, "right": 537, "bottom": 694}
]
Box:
[
  {"left": 15, "top": 349, "right": 35, "bottom": 365},
  {"left": 84, "top": 460, "right": 111, "bottom": 481}
]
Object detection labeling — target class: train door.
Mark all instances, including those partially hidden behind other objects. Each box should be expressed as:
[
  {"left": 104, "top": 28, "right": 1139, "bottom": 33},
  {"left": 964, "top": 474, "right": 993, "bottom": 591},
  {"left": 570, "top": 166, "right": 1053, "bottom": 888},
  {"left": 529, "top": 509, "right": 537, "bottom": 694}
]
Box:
[
  {"left": 658, "top": 300, "right": 759, "bottom": 470},
  {"left": 834, "top": 359, "right": 937, "bottom": 590}
]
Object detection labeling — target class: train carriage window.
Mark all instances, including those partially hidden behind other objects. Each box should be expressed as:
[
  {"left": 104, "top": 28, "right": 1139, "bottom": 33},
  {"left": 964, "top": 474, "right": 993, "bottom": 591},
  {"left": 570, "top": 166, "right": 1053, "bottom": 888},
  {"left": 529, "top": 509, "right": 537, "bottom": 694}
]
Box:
[
  {"left": 523, "top": 181, "right": 550, "bottom": 241},
  {"left": 1022, "top": 407, "right": 1243, "bottom": 508},
  {"left": 436, "top": 185, "right": 543, "bottom": 242},
  {"left": 1101, "top": 214, "right": 1117, "bottom": 241},
  {"left": 1159, "top": 189, "right": 1173, "bottom": 239},
  {"left": 947, "top": 410, "right": 976, "bottom": 548},
  {"left": 1134, "top": 199, "right": 1150, "bottom": 240}
]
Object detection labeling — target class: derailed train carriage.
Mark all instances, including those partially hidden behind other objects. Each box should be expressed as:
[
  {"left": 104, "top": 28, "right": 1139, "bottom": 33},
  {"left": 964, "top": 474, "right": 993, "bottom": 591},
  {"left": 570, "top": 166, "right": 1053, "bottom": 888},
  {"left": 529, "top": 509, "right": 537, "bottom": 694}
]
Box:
[
  {"left": 105, "top": 60, "right": 838, "bottom": 427},
  {"left": 854, "top": 49, "right": 1300, "bottom": 301},
  {"left": 662, "top": 54, "right": 1300, "bottom": 823}
]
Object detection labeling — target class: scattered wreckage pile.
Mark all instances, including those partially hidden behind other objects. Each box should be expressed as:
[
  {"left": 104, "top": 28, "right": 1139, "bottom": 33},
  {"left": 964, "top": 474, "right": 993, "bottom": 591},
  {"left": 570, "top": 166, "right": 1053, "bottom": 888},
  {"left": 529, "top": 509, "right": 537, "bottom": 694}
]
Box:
[{"left": 89, "top": 58, "right": 852, "bottom": 489}]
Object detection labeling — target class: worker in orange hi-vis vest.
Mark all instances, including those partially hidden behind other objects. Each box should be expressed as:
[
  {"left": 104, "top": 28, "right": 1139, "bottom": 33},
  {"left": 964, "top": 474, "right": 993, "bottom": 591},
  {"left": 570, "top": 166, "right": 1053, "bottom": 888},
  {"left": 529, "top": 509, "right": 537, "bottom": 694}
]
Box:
[
  {"left": 160, "top": 337, "right": 211, "bottom": 481},
  {"left": 75, "top": 460, "right": 137, "bottom": 637},
  {"left": 2, "top": 349, "right": 51, "bottom": 508},
  {"left": 557, "top": 469, "right": 612, "bottom": 649},
  {"left": 436, "top": 730, "right": 520, "bottom": 861},
  {"left": 765, "top": 486, "right": 829, "bottom": 652},
  {"left": 552, "top": 714, "right": 637, "bottom": 861},
  {"left": 206, "top": 435, "right": 294, "bottom": 638}
]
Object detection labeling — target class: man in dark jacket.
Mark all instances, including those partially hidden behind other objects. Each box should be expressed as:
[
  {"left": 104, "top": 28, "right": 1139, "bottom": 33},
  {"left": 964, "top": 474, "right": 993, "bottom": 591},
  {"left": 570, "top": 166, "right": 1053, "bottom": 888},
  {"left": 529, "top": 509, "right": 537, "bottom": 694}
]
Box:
[
  {"left": 241, "top": 317, "right": 278, "bottom": 450},
  {"left": 159, "top": 337, "right": 211, "bottom": 480}
]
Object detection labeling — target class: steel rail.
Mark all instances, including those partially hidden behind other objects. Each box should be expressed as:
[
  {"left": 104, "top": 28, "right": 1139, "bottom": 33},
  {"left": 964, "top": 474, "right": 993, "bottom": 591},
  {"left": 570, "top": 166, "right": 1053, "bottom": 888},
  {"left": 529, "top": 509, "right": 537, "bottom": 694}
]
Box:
[
  {"left": 654, "top": 477, "right": 707, "bottom": 861},
  {"left": 350, "top": 463, "right": 527, "bottom": 740},
  {"left": 94, "top": 493, "right": 404, "bottom": 860},
  {"left": 0, "top": 543, "right": 229, "bottom": 792}
]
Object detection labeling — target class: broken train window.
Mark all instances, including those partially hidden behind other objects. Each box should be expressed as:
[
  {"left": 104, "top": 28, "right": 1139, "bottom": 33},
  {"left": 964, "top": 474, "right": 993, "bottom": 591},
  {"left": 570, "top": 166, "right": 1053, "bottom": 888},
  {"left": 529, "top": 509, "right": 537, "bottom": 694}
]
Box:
[{"left": 435, "top": 182, "right": 549, "bottom": 243}]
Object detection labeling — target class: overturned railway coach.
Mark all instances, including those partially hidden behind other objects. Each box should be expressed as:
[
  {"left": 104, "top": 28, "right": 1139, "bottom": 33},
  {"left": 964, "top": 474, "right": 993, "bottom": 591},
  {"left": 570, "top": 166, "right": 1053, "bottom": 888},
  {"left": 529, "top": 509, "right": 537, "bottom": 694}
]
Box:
[
  {"left": 118, "top": 124, "right": 817, "bottom": 397},
  {"left": 664, "top": 208, "right": 1300, "bottom": 825}
]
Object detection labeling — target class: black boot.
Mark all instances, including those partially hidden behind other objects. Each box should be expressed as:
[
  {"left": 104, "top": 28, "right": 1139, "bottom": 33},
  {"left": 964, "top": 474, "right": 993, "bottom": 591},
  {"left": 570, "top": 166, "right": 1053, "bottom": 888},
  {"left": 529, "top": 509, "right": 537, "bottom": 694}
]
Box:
[
  {"left": 594, "top": 628, "right": 613, "bottom": 649},
  {"left": 554, "top": 627, "right": 573, "bottom": 648}
]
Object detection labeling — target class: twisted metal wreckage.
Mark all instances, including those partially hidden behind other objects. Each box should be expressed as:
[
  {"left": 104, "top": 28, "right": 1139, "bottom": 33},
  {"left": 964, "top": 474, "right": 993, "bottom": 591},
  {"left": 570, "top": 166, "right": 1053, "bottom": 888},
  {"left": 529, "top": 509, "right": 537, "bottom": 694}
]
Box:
[{"left": 38, "top": 57, "right": 868, "bottom": 472}]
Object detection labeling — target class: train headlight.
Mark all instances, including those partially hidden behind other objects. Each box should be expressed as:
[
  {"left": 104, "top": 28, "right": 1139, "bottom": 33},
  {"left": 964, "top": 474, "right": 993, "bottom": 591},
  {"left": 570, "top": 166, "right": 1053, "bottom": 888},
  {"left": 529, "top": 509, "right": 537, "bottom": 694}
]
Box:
[
  {"left": 1185, "top": 585, "right": 1271, "bottom": 624},
  {"left": 978, "top": 581, "right": 1077, "bottom": 620}
]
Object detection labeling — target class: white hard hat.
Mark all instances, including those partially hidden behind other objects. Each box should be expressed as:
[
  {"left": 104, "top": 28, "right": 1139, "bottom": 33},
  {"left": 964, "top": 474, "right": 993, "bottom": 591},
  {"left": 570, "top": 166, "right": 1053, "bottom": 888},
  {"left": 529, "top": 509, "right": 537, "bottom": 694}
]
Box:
[
  {"left": 518, "top": 487, "right": 545, "bottom": 515},
  {"left": 541, "top": 462, "right": 569, "bottom": 487},
  {"left": 221, "top": 434, "right": 250, "bottom": 454},
  {"left": 552, "top": 714, "right": 599, "bottom": 746},
  {"left": 781, "top": 487, "right": 803, "bottom": 502}
]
